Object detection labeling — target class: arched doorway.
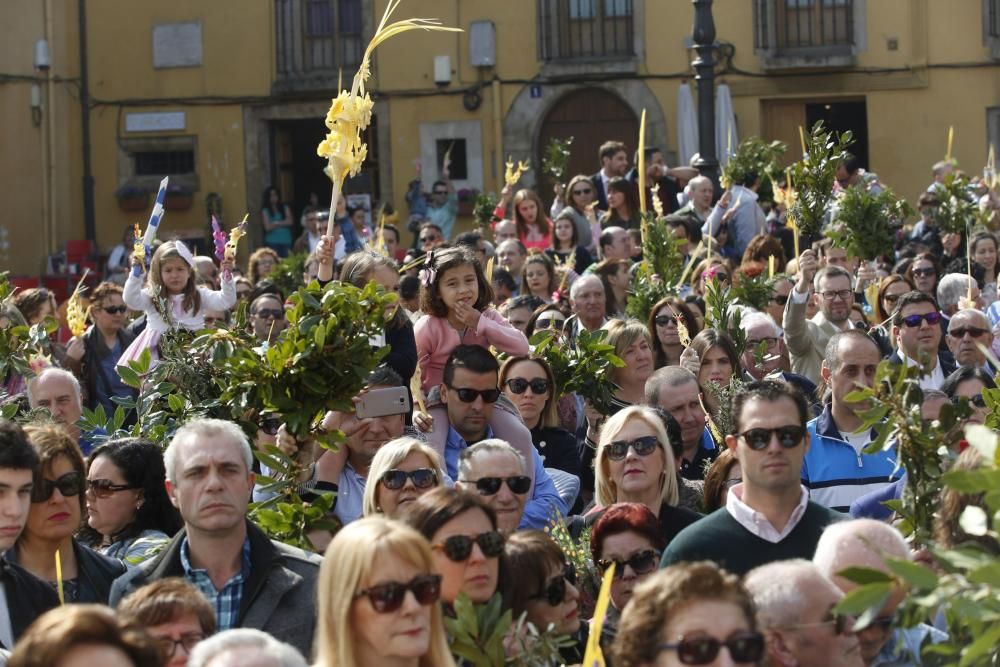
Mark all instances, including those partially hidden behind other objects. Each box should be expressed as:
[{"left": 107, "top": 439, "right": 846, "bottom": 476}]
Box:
[{"left": 536, "top": 88, "right": 639, "bottom": 208}]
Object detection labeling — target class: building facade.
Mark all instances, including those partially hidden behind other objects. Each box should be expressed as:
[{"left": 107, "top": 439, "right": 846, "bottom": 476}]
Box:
[{"left": 3, "top": 0, "right": 1000, "bottom": 275}]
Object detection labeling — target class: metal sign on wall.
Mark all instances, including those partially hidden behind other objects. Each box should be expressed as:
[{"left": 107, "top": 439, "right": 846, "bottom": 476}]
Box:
[{"left": 125, "top": 112, "right": 187, "bottom": 133}]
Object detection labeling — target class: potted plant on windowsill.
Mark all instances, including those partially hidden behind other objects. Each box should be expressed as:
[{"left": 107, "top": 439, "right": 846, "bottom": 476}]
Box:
[
  {"left": 114, "top": 184, "right": 151, "bottom": 212},
  {"left": 164, "top": 183, "right": 195, "bottom": 211}
]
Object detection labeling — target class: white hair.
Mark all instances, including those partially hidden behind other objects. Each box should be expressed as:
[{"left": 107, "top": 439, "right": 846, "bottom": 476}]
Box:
[
  {"left": 26, "top": 367, "right": 82, "bottom": 410},
  {"left": 740, "top": 310, "right": 781, "bottom": 338},
  {"left": 813, "top": 518, "right": 910, "bottom": 591},
  {"left": 458, "top": 438, "right": 526, "bottom": 481},
  {"left": 164, "top": 418, "right": 253, "bottom": 484},
  {"left": 937, "top": 273, "right": 976, "bottom": 309},
  {"left": 187, "top": 628, "right": 307, "bottom": 667},
  {"left": 949, "top": 308, "right": 990, "bottom": 330},
  {"left": 744, "top": 559, "right": 840, "bottom": 629},
  {"left": 570, "top": 273, "right": 603, "bottom": 301}
]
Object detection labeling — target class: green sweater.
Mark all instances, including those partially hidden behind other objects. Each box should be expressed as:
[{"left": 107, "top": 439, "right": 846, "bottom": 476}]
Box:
[{"left": 660, "top": 502, "right": 845, "bottom": 576}]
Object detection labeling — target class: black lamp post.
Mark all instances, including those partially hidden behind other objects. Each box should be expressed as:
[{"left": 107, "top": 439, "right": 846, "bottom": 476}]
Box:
[{"left": 691, "top": 0, "right": 719, "bottom": 188}]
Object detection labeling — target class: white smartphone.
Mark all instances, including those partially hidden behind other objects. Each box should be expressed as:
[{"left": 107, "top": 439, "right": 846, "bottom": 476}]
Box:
[{"left": 355, "top": 386, "right": 411, "bottom": 419}]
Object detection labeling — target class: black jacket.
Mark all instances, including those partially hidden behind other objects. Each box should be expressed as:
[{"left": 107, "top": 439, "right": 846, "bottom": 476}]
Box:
[
  {"left": 68, "top": 326, "right": 138, "bottom": 420},
  {"left": 4, "top": 539, "right": 126, "bottom": 604},
  {"left": 0, "top": 558, "right": 59, "bottom": 648}
]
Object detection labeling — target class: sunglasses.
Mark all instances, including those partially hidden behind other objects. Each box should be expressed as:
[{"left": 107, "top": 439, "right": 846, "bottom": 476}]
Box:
[
  {"left": 259, "top": 417, "right": 282, "bottom": 436},
  {"left": 32, "top": 471, "right": 85, "bottom": 503},
  {"left": 912, "top": 267, "right": 937, "bottom": 277},
  {"left": 597, "top": 549, "right": 660, "bottom": 579},
  {"left": 604, "top": 435, "right": 659, "bottom": 461},
  {"left": 654, "top": 315, "right": 677, "bottom": 327},
  {"left": 381, "top": 468, "right": 438, "bottom": 490},
  {"left": 253, "top": 309, "right": 284, "bottom": 320},
  {"left": 952, "top": 394, "right": 987, "bottom": 409},
  {"left": 102, "top": 305, "right": 128, "bottom": 315},
  {"left": 571, "top": 188, "right": 593, "bottom": 196},
  {"left": 738, "top": 425, "right": 805, "bottom": 451},
  {"left": 535, "top": 315, "right": 565, "bottom": 328},
  {"left": 464, "top": 475, "right": 531, "bottom": 496},
  {"left": 447, "top": 386, "right": 501, "bottom": 403},
  {"left": 771, "top": 294, "right": 789, "bottom": 306},
  {"left": 354, "top": 574, "right": 442, "bottom": 613},
  {"left": 86, "top": 478, "right": 138, "bottom": 499},
  {"left": 531, "top": 563, "right": 577, "bottom": 606},
  {"left": 432, "top": 530, "right": 505, "bottom": 562},
  {"left": 659, "top": 632, "right": 765, "bottom": 665},
  {"left": 505, "top": 378, "right": 550, "bottom": 395},
  {"left": 949, "top": 326, "right": 988, "bottom": 338},
  {"left": 900, "top": 312, "right": 942, "bottom": 328}
]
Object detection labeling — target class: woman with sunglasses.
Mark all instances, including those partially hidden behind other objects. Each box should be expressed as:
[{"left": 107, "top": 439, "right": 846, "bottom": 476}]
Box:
[
  {"left": 870, "top": 275, "right": 914, "bottom": 356},
  {"left": 364, "top": 437, "right": 446, "bottom": 519},
  {"left": 942, "top": 366, "right": 996, "bottom": 427},
  {"left": 505, "top": 530, "right": 586, "bottom": 664},
  {"left": 589, "top": 503, "right": 668, "bottom": 654},
  {"left": 315, "top": 516, "right": 456, "bottom": 667},
  {"left": 78, "top": 438, "right": 182, "bottom": 565},
  {"left": 546, "top": 214, "right": 594, "bottom": 273},
  {"left": 7, "top": 423, "right": 126, "bottom": 603},
  {"left": 402, "top": 487, "right": 508, "bottom": 608},
  {"left": 499, "top": 355, "right": 581, "bottom": 481},
  {"left": 612, "top": 561, "right": 764, "bottom": 667},
  {"left": 904, "top": 253, "right": 941, "bottom": 300},
  {"left": 524, "top": 303, "right": 569, "bottom": 339},
  {"left": 648, "top": 297, "right": 702, "bottom": 369},
  {"left": 554, "top": 174, "right": 600, "bottom": 253},
  {"left": 593, "top": 407, "right": 700, "bottom": 547},
  {"left": 64, "top": 281, "right": 138, "bottom": 423}
]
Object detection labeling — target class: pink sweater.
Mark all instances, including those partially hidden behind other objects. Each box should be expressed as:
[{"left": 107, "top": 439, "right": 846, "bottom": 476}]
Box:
[{"left": 414, "top": 309, "right": 529, "bottom": 393}]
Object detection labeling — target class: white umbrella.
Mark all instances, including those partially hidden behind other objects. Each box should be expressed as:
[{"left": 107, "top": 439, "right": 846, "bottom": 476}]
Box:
[
  {"left": 716, "top": 83, "right": 737, "bottom": 168},
  {"left": 677, "top": 82, "right": 698, "bottom": 167}
]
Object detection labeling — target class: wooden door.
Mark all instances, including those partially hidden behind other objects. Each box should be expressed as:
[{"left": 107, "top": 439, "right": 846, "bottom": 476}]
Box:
[{"left": 761, "top": 99, "right": 808, "bottom": 167}]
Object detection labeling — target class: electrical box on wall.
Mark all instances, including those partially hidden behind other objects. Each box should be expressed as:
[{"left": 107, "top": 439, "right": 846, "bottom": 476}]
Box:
[{"left": 469, "top": 20, "right": 496, "bottom": 67}]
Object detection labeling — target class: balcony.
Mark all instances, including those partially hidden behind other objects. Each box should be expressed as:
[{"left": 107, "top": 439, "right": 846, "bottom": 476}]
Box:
[
  {"left": 537, "top": 0, "right": 636, "bottom": 69},
  {"left": 274, "top": 0, "right": 363, "bottom": 94},
  {"left": 754, "top": 0, "right": 859, "bottom": 69}
]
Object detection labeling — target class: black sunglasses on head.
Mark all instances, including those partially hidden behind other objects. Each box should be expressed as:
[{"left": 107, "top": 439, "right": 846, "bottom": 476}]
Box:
[
  {"left": 531, "top": 563, "right": 577, "bottom": 606},
  {"left": 604, "top": 435, "right": 659, "bottom": 461},
  {"left": 381, "top": 468, "right": 438, "bottom": 490},
  {"left": 739, "top": 425, "right": 805, "bottom": 451},
  {"left": 32, "top": 471, "right": 85, "bottom": 503},
  {"left": 597, "top": 549, "right": 661, "bottom": 579},
  {"left": 447, "top": 386, "right": 501, "bottom": 403},
  {"left": 505, "top": 378, "right": 550, "bottom": 395},
  {"left": 659, "top": 632, "right": 766, "bottom": 665},
  {"left": 463, "top": 475, "right": 531, "bottom": 496},
  {"left": 354, "top": 573, "right": 442, "bottom": 613},
  {"left": 432, "top": 530, "right": 505, "bottom": 562}
]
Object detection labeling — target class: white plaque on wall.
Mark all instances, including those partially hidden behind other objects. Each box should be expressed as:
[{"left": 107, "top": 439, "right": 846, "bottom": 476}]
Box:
[
  {"left": 153, "top": 22, "right": 203, "bottom": 68},
  {"left": 125, "top": 112, "right": 187, "bottom": 132}
]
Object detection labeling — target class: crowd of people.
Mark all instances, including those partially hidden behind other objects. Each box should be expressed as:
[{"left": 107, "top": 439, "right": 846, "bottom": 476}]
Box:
[{"left": 1, "top": 136, "right": 999, "bottom": 667}]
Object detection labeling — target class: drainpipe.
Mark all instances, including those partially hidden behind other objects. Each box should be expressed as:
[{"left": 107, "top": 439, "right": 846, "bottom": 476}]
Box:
[{"left": 492, "top": 78, "right": 503, "bottom": 191}]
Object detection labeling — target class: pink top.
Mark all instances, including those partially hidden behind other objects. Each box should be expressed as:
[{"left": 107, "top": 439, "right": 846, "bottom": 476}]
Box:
[{"left": 414, "top": 308, "right": 529, "bottom": 393}]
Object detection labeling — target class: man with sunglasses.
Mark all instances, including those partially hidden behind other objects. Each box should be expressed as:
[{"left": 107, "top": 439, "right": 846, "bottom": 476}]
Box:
[
  {"left": 0, "top": 420, "right": 60, "bottom": 650},
  {"left": 745, "top": 559, "right": 863, "bottom": 667},
  {"left": 784, "top": 255, "right": 856, "bottom": 384},
  {"left": 888, "top": 291, "right": 956, "bottom": 391},
  {"left": 661, "top": 380, "right": 843, "bottom": 576},
  {"left": 946, "top": 308, "right": 995, "bottom": 374},
  {"left": 426, "top": 166, "right": 457, "bottom": 242},
  {"left": 110, "top": 418, "right": 321, "bottom": 657},
  {"left": 814, "top": 519, "right": 947, "bottom": 666},
  {"left": 457, "top": 440, "right": 530, "bottom": 534},
  {"left": 937, "top": 273, "right": 982, "bottom": 362},
  {"left": 805, "top": 330, "right": 901, "bottom": 512},
  {"left": 248, "top": 294, "right": 288, "bottom": 345},
  {"left": 424, "top": 345, "right": 565, "bottom": 529}
]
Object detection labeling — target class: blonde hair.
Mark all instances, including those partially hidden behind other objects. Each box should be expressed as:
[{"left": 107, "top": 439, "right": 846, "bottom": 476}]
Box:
[
  {"left": 315, "top": 517, "right": 456, "bottom": 667},
  {"left": 595, "top": 405, "right": 678, "bottom": 508},
  {"left": 604, "top": 318, "right": 652, "bottom": 385},
  {"left": 363, "top": 438, "right": 445, "bottom": 518}
]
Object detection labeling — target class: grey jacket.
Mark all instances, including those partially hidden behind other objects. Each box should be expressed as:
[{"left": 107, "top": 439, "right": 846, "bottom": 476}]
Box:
[
  {"left": 109, "top": 521, "right": 321, "bottom": 658},
  {"left": 783, "top": 291, "right": 847, "bottom": 384}
]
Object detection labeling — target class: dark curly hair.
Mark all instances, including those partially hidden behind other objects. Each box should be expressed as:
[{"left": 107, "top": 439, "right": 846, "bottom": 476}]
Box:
[
  {"left": 80, "top": 438, "right": 183, "bottom": 546},
  {"left": 418, "top": 246, "right": 495, "bottom": 318}
]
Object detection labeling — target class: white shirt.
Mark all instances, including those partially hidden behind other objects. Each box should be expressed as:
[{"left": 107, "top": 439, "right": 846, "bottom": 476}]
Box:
[
  {"left": 725, "top": 483, "right": 810, "bottom": 543},
  {"left": 899, "top": 349, "right": 945, "bottom": 391},
  {"left": 0, "top": 579, "right": 12, "bottom": 650}
]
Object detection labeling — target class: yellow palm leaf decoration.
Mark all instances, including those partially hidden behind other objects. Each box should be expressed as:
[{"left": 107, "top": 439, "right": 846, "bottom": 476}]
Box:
[
  {"left": 583, "top": 562, "right": 616, "bottom": 667},
  {"left": 504, "top": 156, "right": 531, "bottom": 188},
  {"left": 66, "top": 269, "right": 90, "bottom": 337},
  {"left": 318, "top": 0, "right": 460, "bottom": 235},
  {"left": 131, "top": 223, "right": 145, "bottom": 264}
]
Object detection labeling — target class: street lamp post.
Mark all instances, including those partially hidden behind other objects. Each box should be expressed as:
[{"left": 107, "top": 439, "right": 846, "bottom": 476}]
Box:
[{"left": 691, "top": 0, "right": 719, "bottom": 188}]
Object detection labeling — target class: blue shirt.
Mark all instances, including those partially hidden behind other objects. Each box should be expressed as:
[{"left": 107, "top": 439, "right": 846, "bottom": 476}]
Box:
[
  {"left": 426, "top": 195, "right": 458, "bottom": 241},
  {"left": 180, "top": 535, "right": 251, "bottom": 631},
  {"left": 444, "top": 426, "right": 567, "bottom": 529},
  {"left": 333, "top": 462, "right": 367, "bottom": 526}
]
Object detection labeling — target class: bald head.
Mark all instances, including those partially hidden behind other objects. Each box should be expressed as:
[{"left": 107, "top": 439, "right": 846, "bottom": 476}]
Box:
[
  {"left": 947, "top": 309, "right": 993, "bottom": 368},
  {"left": 813, "top": 519, "right": 910, "bottom": 592},
  {"left": 744, "top": 559, "right": 843, "bottom": 629}
]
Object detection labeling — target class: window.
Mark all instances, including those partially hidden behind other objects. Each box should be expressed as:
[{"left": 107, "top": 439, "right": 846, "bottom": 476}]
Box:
[
  {"left": 435, "top": 139, "right": 468, "bottom": 181},
  {"left": 569, "top": 0, "right": 595, "bottom": 19},
  {"left": 538, "top": 0, "right": 635, "bottom": 61},
  {"left": 118, "top": 136, "right": 198, "bottom": 193},
  {"left": 134, "top": 150, "right": 195, "bottom": 177},
  {"left": 276, "top": 0, "right": 363, "bottom": 82},
  {"left": 755, "top": 0, "right": 855, "bottom": 52}
]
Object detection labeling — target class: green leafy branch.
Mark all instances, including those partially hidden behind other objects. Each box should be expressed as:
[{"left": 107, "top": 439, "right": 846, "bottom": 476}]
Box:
[
  {"left": 474, "top": 192, "right": 500, "bottom": 230},
  {"left": 829, "top": 185, "right": 912, "bottom": 261},
  {"left": 267, "top": 252, "right": 309, "bottom": 298},
  {"left": 703, "top": 276, "right": 747, "bottom": 356},
  {"left": 626, "top": 213, "right": 684, "bottom": 323},
  {"left": 530, "top": 328, "right": 624, "bottom": 415},
  {"left": 542, "top": 136, "right": 574, "bottom": 185},
  {"left": 933, "top": 172, "right": 980, "bottom": 236},
  {"left": 720, "top": 136, "right": 787, "bottom": 191},
  {"left": 788, "top": 121, "right": 854, "bottom": 237}
]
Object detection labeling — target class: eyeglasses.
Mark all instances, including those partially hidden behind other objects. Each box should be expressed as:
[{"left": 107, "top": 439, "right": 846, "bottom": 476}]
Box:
[
  {"left": 900, "top": 312, "right": 942, "bottom": 328},
  {"left": 535, "top": 315, "right": 565, "bottom": 329},
  {"left": 771, "top": 294, "right": 789, "bottom": 306},
  {"left": 654, "top": 315, "right": 677, "bottom": 327},
  {"left": 354, "top": 574, "right": 442, "bottom": 613},
  {"left": 381, "top": 468, "right": 438, "bottom": 490},
  {"left": 782, "top": 613, "right": 852, "bottom": 636},
  {"left": 949, "top": 326, "right": 989, "bottom": 339},
  {"left": 820, "top": 289, "right": 853, "bottom": 301},
  {"left": 912, "top": 267, "right": 937, "bottom": 278},
  {"left": 571, "top": 188, "right": 593, "bottom": 196},
  {"left": 738, "top": 425, "right": 805, "bottom": 451},
  {"left": 531, "top": 564, "right": 577, "bottom": 606},
  {"left": 597, "top": 549, "right": 660, "bottom": 579},
  {"left": 259, "top": 417, "right": 282, "bottom": 436},
  {"left": 447, "top": 386, "right": 501, "bottom": 403},
  {"left": 658, "top": 632, "right": 766, "bottom": 665},
  {"left": 153, "top": 633, "right": 204, "bottom": 658},
  {"left": 253, "top": 308, "right": 284, "bottom": 320},
  {"left": 102, "top": 305, "right": 128, "bottom": 315},
  {"left": 86, "top": 478, "right": 138, "bottom": 499},
  {"left": 747, "top": 337, "right": 779, "bottom": 349},
  {"left": 505, "top": 378, "right": 550, "bottom": 395},
  {"left": 462, "top": 475, "right": 531, "bottom": 496},
  {"left": 31, "top": 471, "right": 85, "bottom": 503},
  {"left": 604, "top": 435, "right": 660, "bottom": 461},
  {"left": 952, "top": 394, "right": 987, "bottom": 409},
  {"left": 432, "top": 530, "right": 505, "bottom": 562}
]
